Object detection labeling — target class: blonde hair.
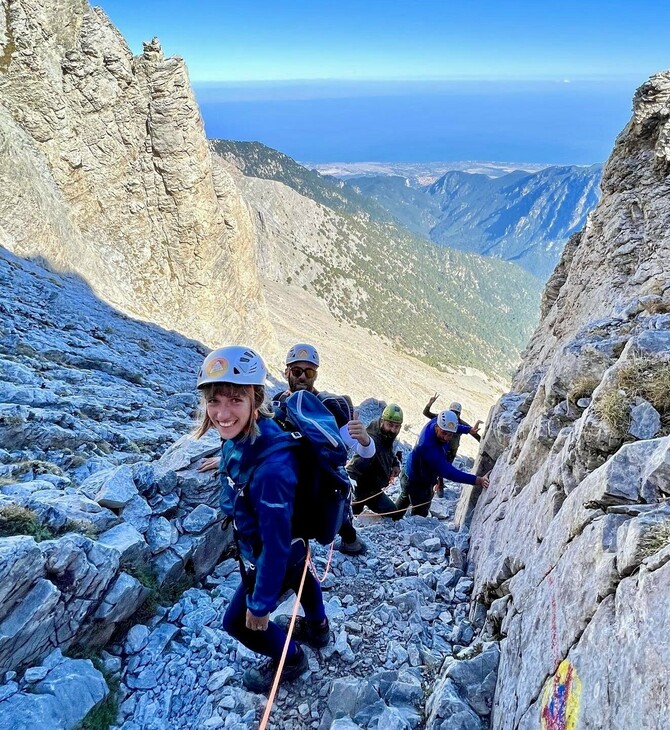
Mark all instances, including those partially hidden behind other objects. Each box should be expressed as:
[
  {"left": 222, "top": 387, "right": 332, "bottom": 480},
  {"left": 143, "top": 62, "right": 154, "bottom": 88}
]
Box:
[{"left": 193, "top": 383, "right": 272, "bottom": 443}]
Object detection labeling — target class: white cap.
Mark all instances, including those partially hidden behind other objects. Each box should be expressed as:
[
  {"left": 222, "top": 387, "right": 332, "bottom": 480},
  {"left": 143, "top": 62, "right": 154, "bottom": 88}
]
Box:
[{"left": 448, "top": 401, "right": 462, "bottom": 414}]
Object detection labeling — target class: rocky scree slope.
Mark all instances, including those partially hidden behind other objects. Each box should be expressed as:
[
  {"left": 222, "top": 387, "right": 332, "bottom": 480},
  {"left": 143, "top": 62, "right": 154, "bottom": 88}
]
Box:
[
  {"left": 0, "top": 247, "right": 499, "bottom": 729},
  {"left": 455, "top": 71, "right": 670, "bottom": 730},
  {"left": 0, "top": 246, "right": 236, "bottom": 727},
  {"left": 112, "top": 480, "right": 498, "bottom": 730},
  {"left": 212, "top": 143, "right": 543, "bottom": 378},
  {"left": 0, "top": 0, "right": 274, "bottom": 352}
]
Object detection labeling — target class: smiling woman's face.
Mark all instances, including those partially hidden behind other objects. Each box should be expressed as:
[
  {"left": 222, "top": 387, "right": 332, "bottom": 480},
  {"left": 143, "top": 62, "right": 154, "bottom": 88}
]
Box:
[{"left": 206, "top": 389, "right": 253, "bottom": 440}]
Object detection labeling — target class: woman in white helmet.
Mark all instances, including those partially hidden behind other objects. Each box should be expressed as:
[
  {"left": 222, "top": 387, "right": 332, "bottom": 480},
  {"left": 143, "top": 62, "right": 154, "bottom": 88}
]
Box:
[{"left": 194, "top": 346, "right": 329, "bottom": 694}]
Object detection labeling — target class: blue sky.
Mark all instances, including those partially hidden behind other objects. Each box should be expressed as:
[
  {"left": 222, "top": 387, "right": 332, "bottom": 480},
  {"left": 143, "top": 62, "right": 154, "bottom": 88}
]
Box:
[
  {"left": 99, "top": 0, "right": 669, "bottom": 82},
  {"left": 97, "top": 1, "right": 669, "bottom": 163}
]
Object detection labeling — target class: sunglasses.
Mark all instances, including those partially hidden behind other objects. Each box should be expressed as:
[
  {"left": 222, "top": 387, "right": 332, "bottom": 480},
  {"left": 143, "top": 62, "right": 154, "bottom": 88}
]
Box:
[{"left": 289, "top": 366, "right": 317, "bottom": 378}]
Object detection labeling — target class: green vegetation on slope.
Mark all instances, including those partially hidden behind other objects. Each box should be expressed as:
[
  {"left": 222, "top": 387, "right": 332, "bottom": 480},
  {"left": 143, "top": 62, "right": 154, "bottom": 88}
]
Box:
[
  {"left": 307, "top": 214, "right": 542, "bottom": 376},
  {"left": 210, "top": 140, "right": 395, "bottom": 222},
  {"left": 350, "top": 165, "right": 603, "bottom": 278},
  {"left": 212, "top": 139, "right": 543, "bottom": 377}
]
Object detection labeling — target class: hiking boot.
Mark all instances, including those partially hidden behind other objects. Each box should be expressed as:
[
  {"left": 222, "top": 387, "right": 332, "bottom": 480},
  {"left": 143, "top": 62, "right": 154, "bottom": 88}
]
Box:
[
  {"left": 338, "top": 537, "right": 367, "bottom": 556},
  {"left": 242, "top": 645, "right": 309, "bottom": 694},
  {"left": 275, "top": 615, "right": 331, "bottom": 649}
]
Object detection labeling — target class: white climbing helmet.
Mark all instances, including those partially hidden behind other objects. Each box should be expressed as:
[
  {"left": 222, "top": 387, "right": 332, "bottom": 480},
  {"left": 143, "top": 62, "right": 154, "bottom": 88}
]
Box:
[
  {"left": 436, "top": 410, "right": 459, "bottom": 433},
  {"left": 448, "top": 401, "right": 462, "bottom": 415},
  {"left": 197, "top": 346, "right": 267, "bottom": 388},
  {"left": 285, "top": 343, "right": 320, "bottom": 367}
]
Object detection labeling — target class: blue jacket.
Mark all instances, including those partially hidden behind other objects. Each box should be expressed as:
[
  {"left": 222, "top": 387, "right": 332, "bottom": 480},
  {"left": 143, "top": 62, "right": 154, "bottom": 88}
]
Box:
[
  {"left": 218, "top": 417, "right": 300, "bottom": 617},
  {"left": 404, "top": 418, "right": 477, "bottom": 490}
]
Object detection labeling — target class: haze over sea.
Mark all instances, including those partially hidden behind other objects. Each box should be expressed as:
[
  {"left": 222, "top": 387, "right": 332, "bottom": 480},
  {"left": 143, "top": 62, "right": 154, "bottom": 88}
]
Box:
[{"left": 194, "top": 79, "right": 636, "bottom": 165}]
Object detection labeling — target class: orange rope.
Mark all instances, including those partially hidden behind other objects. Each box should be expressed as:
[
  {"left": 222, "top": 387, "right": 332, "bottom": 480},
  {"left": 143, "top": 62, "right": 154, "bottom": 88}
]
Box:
[
  {"left": 354, "top": 497, "right": 434, "bottom": 518},
  {"left": 351, "top": 489, "right": 386, "bottom": 505},
  {"left": 257, "top": 547, "right": 310, "bottom": 730},
  {"left": 257, "top": 483, "right": 431, "bottom": 729},
  {"left": 308, "top": 541, "right": 335, "bottom": 583}
]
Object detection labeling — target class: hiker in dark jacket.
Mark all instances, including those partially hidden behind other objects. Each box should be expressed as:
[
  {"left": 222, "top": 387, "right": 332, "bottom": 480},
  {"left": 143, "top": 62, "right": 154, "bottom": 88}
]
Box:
[
  {"left": 396, "top": 410, "right": 489, "bottom": 517},
  {"left": 194, "top": 345, "right": 329, "bottom": 695},
  {"left": 273, "top": 343, "right": 374, "bottom": 556},
  {"left": 423, "top": 394, "right": 483, "bottom": 496},
  {"left": 347, "top": 403, "right": 404, "bottom": 520}
]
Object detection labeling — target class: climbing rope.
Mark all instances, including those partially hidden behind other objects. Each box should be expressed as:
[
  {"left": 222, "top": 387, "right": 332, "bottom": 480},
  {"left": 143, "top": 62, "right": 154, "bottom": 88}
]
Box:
[
  {"left": 257, "top": 484, "right": 438, "bottom": 728},
  {"left": 351, "top": 489, "right": 386, "bottom": 505},
  {"left": 257, "top": 539, "right": 336, "bottom": 729},
  {"left": 355, "top": 497, "right": 435, "bottom": 519},
  {"left": 308, "top": 540, "right": 335, "bottom": 583},
  {"left": 258, "top": 547, "right": 311, "bottom": 730}
]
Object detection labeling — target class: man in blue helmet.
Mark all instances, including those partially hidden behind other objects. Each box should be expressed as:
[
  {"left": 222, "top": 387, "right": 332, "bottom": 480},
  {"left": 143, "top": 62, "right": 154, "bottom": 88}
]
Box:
[
  {"left": 395, "top": 410, "right": 488, "bottom": 517},
  {"left": 423, "top": 394, "right": 483, "bottom": 497},
  {"left": 273, "top": 343, "right": 375, "bottom": 555}
]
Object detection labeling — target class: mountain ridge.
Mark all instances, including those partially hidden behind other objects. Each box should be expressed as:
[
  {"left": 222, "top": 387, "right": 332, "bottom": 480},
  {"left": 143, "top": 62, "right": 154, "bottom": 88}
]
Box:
[
  {"left": 350, "top": 163, "right": 603, "bottom": 278},
  {"left": 211, "top": 142, "right": 543, "bottom": 377}
]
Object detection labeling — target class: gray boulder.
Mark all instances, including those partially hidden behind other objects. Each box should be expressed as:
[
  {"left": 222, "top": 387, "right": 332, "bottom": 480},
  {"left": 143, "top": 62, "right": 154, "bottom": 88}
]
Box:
[
  {"left": 98, "top": 522, "right": 149, "bottom": 563},
  {"left": 628, "top": 399, "right": 661, "bottom": 440},
  {"left": 0, "top": 650, "right": 108, "bottom": 730},
  {"left": 444, "top": 643, "right": 500, "bottom": 717},
  {"left": 81, "top": 465, "right": 139, "bottom": 509},
  {"left": 182, "top": 504, "right": 218, "bottom": 534},
  {"left": 425, "top": 677, "right": 482, "bottom": 730},
  {"left": 327, "top": 676, "right": 383, "bottom": 725}
]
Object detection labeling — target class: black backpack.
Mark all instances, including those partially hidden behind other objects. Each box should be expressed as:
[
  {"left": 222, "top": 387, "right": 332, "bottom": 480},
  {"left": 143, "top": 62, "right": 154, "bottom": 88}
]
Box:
[{"left": 269, "top": 389, "right": 352, "bottom": 545}]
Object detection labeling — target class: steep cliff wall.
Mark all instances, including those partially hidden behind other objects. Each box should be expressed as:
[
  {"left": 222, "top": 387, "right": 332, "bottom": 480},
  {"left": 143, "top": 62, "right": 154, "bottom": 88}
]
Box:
[
  {"left": 518, "top": 72, "right": 670, "bottom": 378},
  {"left": 0, "top": 0, "right": 274, "bottom": 351},
  {"left": 461, "top": 72, "right": 670, "bottom": 729}
]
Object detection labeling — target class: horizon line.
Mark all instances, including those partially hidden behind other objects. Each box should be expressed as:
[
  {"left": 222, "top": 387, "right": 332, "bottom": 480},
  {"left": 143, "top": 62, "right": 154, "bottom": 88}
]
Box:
[{"left": 192, "top": 73, "right": 651, "bottom": 86}]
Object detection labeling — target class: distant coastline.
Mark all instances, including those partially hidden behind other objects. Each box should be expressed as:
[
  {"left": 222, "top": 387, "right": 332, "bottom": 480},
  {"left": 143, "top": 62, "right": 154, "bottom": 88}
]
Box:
[
  {"left": 195, "top": 79, "right": 632, "bottom": 165},
  {"left": 307, "top": 161, "right": 553, "bottom": 184}
]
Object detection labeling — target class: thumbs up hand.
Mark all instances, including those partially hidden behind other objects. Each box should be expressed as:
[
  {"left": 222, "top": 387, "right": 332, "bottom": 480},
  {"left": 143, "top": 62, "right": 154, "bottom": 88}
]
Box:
[{"left": 348, "top": 410, "right": 371, "bottom": 447}]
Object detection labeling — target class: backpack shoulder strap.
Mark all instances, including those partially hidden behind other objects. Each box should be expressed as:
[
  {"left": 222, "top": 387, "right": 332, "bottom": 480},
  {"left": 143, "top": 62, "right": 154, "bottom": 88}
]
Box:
[
  {"left": 315, "top": 391, "right": 352, "bottom": 427},
  {"left": 233, "top": 433, "right": 301, "bottom": 491}
]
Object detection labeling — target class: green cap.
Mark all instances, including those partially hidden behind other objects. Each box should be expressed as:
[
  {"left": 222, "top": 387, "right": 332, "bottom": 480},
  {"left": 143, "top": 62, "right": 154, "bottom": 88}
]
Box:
[{"left": 381, "top": 403, "right": 403, "bottom": 424}]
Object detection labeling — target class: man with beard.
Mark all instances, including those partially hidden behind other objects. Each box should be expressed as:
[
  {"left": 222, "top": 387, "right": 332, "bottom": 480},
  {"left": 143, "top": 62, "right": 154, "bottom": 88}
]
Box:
[
  {"left": 346, "top": 403, "right": 404, "bottom": 520},
  {"left": 273, "top": 343, "right": 374, "bottom": 555},
  {"left": 395, "top": 409, "right": 488, "bottom": 517}
]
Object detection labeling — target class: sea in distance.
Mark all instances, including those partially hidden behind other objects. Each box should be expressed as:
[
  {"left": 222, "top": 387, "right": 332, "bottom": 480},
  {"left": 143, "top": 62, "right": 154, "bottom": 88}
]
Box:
[{"left": 194, "top": 78, "right": 637, "bottom": 165}]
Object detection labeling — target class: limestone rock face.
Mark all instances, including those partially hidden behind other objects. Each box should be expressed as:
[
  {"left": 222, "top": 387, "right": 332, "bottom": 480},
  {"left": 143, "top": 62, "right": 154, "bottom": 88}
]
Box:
[
  {"left": 462, "top": 73, "right": 670, "bottom": 729},
  {"left": 0, "top": 0, "right": 274, "bottom": 351},
  {"left": 459, "top": 73, "right": 670, "bottom": 730},
  {"left": 518, "top": 70, "right": 670, "bottom": 378},
  {"left": 0, "top": 649, "right": 108, "bottom": 730}
]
